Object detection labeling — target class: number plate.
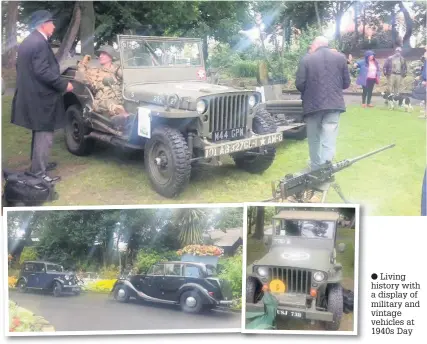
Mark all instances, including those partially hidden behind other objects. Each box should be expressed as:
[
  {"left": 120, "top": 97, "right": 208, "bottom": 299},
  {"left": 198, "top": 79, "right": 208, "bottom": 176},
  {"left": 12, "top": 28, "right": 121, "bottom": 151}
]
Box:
[
  {"left": 276, "top": 309, "right": 305, "bottom": 319},
  {"left": 204, "top": 132, "right": 283, "bottom": 159},
  {"left": 212, "top": 127, "right": 245, "bottom": 142}
]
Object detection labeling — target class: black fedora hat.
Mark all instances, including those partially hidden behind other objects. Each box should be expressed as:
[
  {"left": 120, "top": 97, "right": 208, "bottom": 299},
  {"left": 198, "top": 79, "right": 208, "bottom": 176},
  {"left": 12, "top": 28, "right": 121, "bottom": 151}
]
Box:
[{"left": 30, "top": 10, "right": 54, "bottom": 30}]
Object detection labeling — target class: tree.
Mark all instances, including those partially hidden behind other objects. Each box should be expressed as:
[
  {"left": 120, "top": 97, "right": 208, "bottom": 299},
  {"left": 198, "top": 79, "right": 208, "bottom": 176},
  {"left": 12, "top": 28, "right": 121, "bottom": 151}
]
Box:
[
  {"left": 79, "top": 1, "right": 95, "bottom": 56},
  {"left": 253, "top": 207, "right": 265, "bottom": 240},
  {"left": 55, "top": 1, "right": 81, "bottom": 62},
  {"left": 330, "top": 1, "right": 354, "bottom": 41},
  {"left": 213, "top": 208, "right": 243, "bottom": 232},
  {"left": 4, "top": 0, "right": 19, "bottom": 68},
  {"left": 173, "top": 208, "right": 208, "bottom": 247}
]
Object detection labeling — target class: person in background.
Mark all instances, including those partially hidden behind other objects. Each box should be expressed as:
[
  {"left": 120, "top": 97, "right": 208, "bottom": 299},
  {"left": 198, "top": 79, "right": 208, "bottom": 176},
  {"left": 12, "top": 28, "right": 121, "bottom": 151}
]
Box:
[
  {"left": 353, "top": 50, "right": 380, "bottom": 108},
  {"left": 383, "top": 47, "right": 407, "bottom": 94},
  {"left": 422, "top": 168, "right": 426, "bottom": 216}
]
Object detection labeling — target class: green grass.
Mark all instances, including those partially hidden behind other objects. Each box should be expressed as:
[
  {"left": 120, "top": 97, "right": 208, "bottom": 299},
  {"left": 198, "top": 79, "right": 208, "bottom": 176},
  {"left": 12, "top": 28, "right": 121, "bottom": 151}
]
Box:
[{"left": 2, "top": 95, "right": 425, "bottom": 215}]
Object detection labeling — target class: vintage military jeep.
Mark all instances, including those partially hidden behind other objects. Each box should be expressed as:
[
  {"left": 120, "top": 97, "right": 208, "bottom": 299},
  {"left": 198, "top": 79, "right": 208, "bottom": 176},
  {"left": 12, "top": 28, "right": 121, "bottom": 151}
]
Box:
[
  {"left": 16, "top": 261, "right": 81, "bottom": 297},
  {"left": 246, "top": 209, "right": 347, "bottom": 330},
  {"left": 60, "top": 35, "right": 286, "bottom": 198},
  {"left": 111, "top": 261, "right": 234, "bottom": 314}
]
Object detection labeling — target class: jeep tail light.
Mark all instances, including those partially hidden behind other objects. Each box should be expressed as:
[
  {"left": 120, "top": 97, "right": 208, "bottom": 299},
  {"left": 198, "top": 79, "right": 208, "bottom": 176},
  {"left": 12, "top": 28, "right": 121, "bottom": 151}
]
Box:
[{"left": 310, "top": 288, "right": 317, "bottom": 298}]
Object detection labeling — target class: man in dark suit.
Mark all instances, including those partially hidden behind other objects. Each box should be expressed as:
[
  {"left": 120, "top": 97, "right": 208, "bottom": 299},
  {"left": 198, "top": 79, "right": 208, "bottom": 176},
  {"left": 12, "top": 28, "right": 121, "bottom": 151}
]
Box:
[
  {"left": 11, "top": 10, "right": 73, "bottom": 182},
  {"left": 295, "top": 36, "right": 351, "bottom": 171}
]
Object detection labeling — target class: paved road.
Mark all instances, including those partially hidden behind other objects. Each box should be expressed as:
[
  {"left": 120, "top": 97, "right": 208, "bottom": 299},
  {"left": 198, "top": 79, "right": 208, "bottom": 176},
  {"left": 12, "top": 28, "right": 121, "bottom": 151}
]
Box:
[{"left": 9, "top": 290, "right": 241, "bottom": 332}]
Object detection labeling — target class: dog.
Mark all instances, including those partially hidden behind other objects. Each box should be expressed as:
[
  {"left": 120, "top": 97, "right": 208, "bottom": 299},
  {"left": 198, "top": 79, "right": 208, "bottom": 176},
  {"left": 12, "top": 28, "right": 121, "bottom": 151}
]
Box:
[{"left": 381, "top": 91, "right": 413, "bottom": 112}]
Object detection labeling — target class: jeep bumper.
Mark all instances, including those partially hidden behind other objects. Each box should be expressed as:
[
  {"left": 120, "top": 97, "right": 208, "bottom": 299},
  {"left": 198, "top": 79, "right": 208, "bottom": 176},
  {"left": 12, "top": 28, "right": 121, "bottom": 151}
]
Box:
[
  {"left": 62, "top": 284, "right": 81, "bottom": 292},
  {"left": 246, "top": 302, "right": 334, "bottom": 322}
]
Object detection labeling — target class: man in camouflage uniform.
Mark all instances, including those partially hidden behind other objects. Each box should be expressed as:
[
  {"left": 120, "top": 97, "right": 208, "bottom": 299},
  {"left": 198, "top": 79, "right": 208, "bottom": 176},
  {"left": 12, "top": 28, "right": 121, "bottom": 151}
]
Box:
[
  {"left": 76, "top": 45, "right": 130, "bottom": 129},
  {"left": 383, "top": 47, "right": 407, "bottom": 95}
]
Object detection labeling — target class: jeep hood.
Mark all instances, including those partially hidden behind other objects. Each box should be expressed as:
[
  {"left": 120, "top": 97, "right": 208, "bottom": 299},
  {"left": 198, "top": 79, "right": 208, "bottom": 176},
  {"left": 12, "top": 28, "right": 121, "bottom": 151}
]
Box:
[
  {"left": 124, "top": 82, "right": 253, "bottom": 101},
  {"left": 254, "top": 246, "right": 332, "bottom": 272}
]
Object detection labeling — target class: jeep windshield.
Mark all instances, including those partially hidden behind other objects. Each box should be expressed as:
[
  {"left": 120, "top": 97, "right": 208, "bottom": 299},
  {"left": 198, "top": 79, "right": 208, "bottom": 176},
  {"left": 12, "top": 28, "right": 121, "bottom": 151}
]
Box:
[
  {"left": 274, "top": 220, "right": 335, "bottom": 239},
  {"left": 119, "top": 37, "right": 202, "bottom": 68},
  {"left": 46, "top": 264, "right": 64, "bottom": 272}
]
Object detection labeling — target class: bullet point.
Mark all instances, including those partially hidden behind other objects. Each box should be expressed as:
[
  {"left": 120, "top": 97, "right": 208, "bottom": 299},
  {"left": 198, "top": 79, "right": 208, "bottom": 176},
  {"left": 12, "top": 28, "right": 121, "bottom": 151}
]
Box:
[{"left": 371, "top": 273, "right": 378, "bottom": 280}]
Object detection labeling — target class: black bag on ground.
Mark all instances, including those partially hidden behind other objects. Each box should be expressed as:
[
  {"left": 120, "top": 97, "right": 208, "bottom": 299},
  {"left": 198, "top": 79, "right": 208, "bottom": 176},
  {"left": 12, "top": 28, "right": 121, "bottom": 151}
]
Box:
[
  {"left": 343, "top": 288, "right": 354, "bottom": 314},
  {"left": 2, "top": 169, "right": 58, "bottom": 206}
]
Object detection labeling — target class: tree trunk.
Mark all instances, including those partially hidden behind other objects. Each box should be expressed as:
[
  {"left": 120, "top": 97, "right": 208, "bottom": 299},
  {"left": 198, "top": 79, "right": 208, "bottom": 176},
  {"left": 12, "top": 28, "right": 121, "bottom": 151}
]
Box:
[
  {"left": 314, "top": 2, "right": 323, "bottom": 34},
  {"left": 399, "top": 2, "right": 412, "bottom": 48},
  {"left": 253, "top": 207, "right": 265, "bottom": 240},
  {"left": 4, "top": 0, "right": 19, "bottom": 69},
  {"left": 353, "top": 2, "right": 359, "bottom": 49},
  {"left": 56, "top": 1, "right": 82, "bottom": 63},
  {"left": 203, "top": 35, "right": 208, "bottom": 65},
  {"left": 79, "top": 1, "right": 95, "bottom": 56},
  {"left": 391, "top": 11, "right": 397, "bottom": 48},
  {"left": 362, "top": 7, "right": 366, "bottom": 44}
]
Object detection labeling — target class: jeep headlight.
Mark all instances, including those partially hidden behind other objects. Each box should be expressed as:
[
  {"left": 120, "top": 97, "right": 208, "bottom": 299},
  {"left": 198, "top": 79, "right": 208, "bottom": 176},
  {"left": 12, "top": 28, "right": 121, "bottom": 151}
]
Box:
[
  {"left": 248, "top": 95, "right": 257, "bottom": 108},
  {"left": 313, "top": 271, "right": 326, "bottom": 282},
  {"left": 65, "top": 275, "right": 70, "bottom": 281},
  {"left": 197, "top": 100, "right": 207, "bottom": 114},
  {"left": 256, "top": 266, "right": 268, "bottom": 277}
]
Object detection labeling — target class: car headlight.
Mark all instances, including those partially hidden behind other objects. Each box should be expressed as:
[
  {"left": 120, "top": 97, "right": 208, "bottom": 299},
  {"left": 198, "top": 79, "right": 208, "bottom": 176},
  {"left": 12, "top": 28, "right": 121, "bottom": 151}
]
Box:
[
  {"left": 65, "top": 275, "right": 70, "bottom": 280},
  {"left": 313, "top": 271, "right": 326, "bottom": 282},
  {"left": 248, "top": 95, "right": 257, "bottom": 108},
  {"left": 256, "top": 266, "right": 268, "bottom": 277},
  {"left": 197, "top": 100, "right": 207, "bottom": 114}
]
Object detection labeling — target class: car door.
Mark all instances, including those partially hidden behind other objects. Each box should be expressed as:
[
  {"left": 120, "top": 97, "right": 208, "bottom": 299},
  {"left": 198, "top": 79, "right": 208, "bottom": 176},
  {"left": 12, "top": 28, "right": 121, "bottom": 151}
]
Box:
[
  {"left": 27, "top": 263, "right": 45, "bottom": 288},
  {"left": 160, "top": 263, "right": 185, "bottom": 301},
  {"left": 23, "top": 263, "right": 37, "bottom": 288},
  {"left": 183, "top": 264, "right": 203, "bottom": 284},
  {"left": 140, "top": 264, "right": 164, "bottom": 299}
]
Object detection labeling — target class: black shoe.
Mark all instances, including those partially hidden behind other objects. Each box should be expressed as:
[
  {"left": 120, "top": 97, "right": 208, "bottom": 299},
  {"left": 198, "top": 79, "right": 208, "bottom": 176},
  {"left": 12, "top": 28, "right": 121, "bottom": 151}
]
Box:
[{"left": 46, "top": 162, "right": 58, "bottom": 171}]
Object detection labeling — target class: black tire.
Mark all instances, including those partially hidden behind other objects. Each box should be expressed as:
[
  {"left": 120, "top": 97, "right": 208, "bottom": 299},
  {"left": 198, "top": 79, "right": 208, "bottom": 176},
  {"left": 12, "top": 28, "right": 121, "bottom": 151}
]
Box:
[
  {"left": 113, "top": 285, "right": 130, "bottom": 303},
  {"left": 144, "top": 126, "right": 191, "bottom": 198},
  {"left": 233, "top": 109, "right": 277, "bottom": 174},
  {"left": 246, "top": 277, "right": 258, "bottom": 303},
  {"left": 324, "top": 284, "right": 344, "bottom": 331},
  {"left": 65, "top": 105, "right": 95, "bottom": 156},
  {"left": 52, "top": 281, "right": 63, "bottom": 297},
  {"left": 180, "top": 290, "right": 203, "bottom": 314},
  {"left": 283, "top": 125, "right": 307, "bottom": 140},
  {"left": 17, "top": 279, "right": 27, "bottom": 293}
]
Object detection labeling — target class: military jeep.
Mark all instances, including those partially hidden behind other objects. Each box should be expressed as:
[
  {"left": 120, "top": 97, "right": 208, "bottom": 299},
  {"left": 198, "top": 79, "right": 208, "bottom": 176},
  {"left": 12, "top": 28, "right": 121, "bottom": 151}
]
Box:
[
  {"left": 60, "top": 35, "right": 287, "bottom": 198},
  {"left": 246, "top": 209, "right": 347, "bottom": 331}
]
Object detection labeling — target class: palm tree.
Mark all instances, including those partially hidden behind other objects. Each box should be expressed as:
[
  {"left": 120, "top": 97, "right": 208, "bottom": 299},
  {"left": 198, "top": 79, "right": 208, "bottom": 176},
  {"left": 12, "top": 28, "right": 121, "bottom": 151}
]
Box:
[{"left": 173, "top": 209, "right": 207, "bottom": 247}]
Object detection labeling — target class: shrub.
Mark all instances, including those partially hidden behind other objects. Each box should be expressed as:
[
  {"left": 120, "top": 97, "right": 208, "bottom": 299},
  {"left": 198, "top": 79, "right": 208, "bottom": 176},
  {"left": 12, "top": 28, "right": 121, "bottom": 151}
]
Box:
[
  {"left": 230, "top": 61, "right": 259, "bottom": 78},
  {"left": 19, "top": 247, "right": 38, "bottom": 265},
  {"left": 9, "top": 300, "right": 44, "bottom": 332},
  {"left": 82, "top": 279, "right": 117, "bottom": 293},
  {"left": 98, "top": 265, "right": 120, "bottom": 279},
  {"left": 135, "top": 249, "right": 179, "bottom": 274},
  {"left": 8, "top": 276, "right": 17, "bottom": 289},
  {"left": 218, "top": 246, "right": 243, "bottom": 300}
]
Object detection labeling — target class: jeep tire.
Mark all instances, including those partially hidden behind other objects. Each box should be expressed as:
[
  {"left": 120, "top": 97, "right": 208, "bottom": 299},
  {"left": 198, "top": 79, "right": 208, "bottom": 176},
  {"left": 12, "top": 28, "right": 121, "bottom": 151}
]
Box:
[
  {"left": 283, "top": 125, "right": 307, "bottom": 140},
  {"left": 144, "top": 126, "right": 191, "bottom": 198},
  {"left": 65, "top": 105, "right": 95, "bottom": 156},
  {"left": 180, "top": 290, "right": 203, "bottom": 314},
  {"left": 53, "top": 281, "right": 63, "bottom": 297},
  {"left": 114, "top": 285, "right": 130, "bottom": 303},
  {"left": 233, "top": 109, "right": 277, "bottom": 173},
  {"left": 246, "top": 277, "right": 259, "bottom": 303},
  {"left": 17, "top": 279, "right": 27, "bottom": 293},
  {"left": 324, "top": 284, "right": 344, "bottom": 331}
]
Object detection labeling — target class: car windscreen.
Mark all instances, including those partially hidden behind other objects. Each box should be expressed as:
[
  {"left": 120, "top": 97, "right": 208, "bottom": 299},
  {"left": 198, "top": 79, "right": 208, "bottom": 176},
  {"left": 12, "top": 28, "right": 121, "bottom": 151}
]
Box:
[
  {"left": 275, "top": 220, "right": 335, "bottom": 239},
  {"left": 120, "top": 38, "right": 202, "bottom": 68},
  {"left": 46, "top": 264, "right": 63, "bottom": 272}
]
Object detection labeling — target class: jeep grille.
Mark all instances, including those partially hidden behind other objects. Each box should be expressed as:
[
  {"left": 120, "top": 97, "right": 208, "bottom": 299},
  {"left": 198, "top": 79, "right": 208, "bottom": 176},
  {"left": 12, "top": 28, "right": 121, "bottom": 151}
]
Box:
[
  {"left": 208, "top": 95, "right": 249, "bottom": 133},
  {"left": 269, "top": 267, "right": 312, "bottom": 295}
]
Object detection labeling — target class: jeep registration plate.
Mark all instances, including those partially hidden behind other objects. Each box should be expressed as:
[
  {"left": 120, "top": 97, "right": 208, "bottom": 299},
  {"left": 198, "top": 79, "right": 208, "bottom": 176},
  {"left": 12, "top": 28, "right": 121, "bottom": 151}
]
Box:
[
  {"left": 276, "top": 309, "right": 305, "bottom": 319},
  {"left": 212, "top": 127, "right": 245, "bottom": 142},
  {"left": 204, "top": 132, "right": 283, "bottom": 159}
]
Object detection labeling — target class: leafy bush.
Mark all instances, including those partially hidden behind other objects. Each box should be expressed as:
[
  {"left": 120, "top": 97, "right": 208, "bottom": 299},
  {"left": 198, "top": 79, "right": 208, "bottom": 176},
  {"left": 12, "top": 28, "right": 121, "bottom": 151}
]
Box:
[
  {"left": 9, "top": 300, "right": 45, "bottom": 332},
  {"left": 82, "top": 279, "right": 117, "bottom": 293},
  {"left": 218, "top": 246, "right": 243, "bottom": 300},
  {"left": 19, "top": 247, "right": 38, "bottom": 265},
  {"left": 135, "top": 249, "right": 179, "bottom": 274},
  {"left": 98, "top": 265, "right": 120, "bottom": 279},
  {"left": 8, "top": 276, "right": 17, "bottom": 289},
  {"left": 230, "top": 61, "right": 259, "bottom": 78}
]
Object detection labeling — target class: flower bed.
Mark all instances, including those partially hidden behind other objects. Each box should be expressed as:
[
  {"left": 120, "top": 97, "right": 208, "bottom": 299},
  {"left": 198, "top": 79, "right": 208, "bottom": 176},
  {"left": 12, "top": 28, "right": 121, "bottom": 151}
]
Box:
[
  {"left": 81, "top": 279, "right": 117, "bottom": 293},
  {"left": 9, "top": 300, "right": 54, "bottom": 332},
  {"left": 177, "top": 245, "right": 224, "bottom": 257},
  {"left": 8, "top": 276, "right": 17, "bottom": 289}
]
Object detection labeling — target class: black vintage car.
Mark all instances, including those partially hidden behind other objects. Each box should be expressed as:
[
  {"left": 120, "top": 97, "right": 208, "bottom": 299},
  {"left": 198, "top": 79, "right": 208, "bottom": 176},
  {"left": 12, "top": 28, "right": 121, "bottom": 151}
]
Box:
[
  {"left": 16, "top": 261, "right": 81, "bottom": 297},
  {"left": 111, "top": 261, "right": 234, "bottom": 313}
]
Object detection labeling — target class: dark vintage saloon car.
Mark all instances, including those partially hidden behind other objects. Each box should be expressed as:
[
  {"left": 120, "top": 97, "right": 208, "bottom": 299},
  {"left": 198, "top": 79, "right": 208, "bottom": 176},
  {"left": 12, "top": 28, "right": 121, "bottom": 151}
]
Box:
[
  {"left": 111, "top": 261, "right": 234, "bottom": 313},
  {"left": 16, "top": 261, "right": 81, "bottom": 297}
]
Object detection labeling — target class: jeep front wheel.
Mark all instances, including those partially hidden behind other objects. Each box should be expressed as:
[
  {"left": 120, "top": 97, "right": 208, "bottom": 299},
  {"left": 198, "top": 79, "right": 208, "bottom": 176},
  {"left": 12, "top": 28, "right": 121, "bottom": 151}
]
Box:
[
  {"left": 144, "top": 126, "right": 191, "bottom": 198},
  {"left": 246, "top": 277, "right": 259, "bottom": 303},
  {"left": 233, "top": 109, "right": 277, "bottom": 173},
  {"left": 283, "top": 125, "right": 307, "bottom": 140},
  {"left": 114, "top": 285, "right": 130, "bottom": 303},
  {"left": 324, "top": 284, "right": 344, "bottom": 331},
  {"left": 65, "top": 105, "right": 95, "bottom": 156}
]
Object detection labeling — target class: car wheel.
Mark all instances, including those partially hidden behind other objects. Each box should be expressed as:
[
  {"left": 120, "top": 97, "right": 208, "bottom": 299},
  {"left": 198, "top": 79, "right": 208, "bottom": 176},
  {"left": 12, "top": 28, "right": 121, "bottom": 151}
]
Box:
[
  {"left": 283, "top": 125, "right": 307, "bottom": 140},
  {"left": 180, "top": 290, "right": 203, "bottom": 314},
  {"left": 53, "top": 281, "right": 63, "bottom": 297},
  {"left": 324, "top": 284, "right": 344, "bottom": 331},
  {"left": 232, "top": 108, "right": 277, "bottom": 174},
  {"left": 246, "top": 277, "right": 262, "bottom": 303},
  {"left": 17, "top": 279, "right": 27, "bottom": 293},
  {"left": 113, "top": 285, "right": 130, "bottom": 303},
  {"left": 65, "top": 105, "right": 95, "bottom": 156},
  {"left": 144, "top": 126, "right": 191, "bottom": 198}
]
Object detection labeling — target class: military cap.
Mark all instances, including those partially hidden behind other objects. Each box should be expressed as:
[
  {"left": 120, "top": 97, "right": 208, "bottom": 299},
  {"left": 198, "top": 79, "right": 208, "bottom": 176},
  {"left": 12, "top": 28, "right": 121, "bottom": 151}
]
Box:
[
  {"left": 96, "top": 45, "right": 119, "bottom": 61},
  {"left": 30, "top": 10, "right": 54, "bottom": 30}
]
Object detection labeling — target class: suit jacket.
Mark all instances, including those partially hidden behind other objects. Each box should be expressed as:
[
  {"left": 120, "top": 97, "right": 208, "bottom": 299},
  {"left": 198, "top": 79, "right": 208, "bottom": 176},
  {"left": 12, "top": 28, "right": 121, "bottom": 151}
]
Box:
[
  {"left": 295, "top": 46, "right": 351, "bottom": 116},
  {"left": 11, "top": 30, "right": 68, "bottom": 131}
]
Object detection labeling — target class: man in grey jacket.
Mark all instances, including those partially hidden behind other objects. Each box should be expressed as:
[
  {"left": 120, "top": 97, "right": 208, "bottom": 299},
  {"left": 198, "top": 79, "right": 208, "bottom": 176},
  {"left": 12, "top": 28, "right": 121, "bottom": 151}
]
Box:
[{"left": 295, "top": 36, "right": 351, "bottom": 171}]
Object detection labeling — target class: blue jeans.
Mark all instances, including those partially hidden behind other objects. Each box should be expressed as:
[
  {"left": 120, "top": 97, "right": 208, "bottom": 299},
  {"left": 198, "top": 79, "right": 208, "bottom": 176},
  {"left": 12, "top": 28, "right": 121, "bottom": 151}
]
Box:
[{"left": 306, "top": 111, "right": 340, "bottom": 170}]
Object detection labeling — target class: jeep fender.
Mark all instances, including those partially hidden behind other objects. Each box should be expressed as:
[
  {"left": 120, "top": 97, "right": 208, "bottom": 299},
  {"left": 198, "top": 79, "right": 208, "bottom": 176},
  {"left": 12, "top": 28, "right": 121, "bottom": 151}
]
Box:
[
  {"left": 17, "top": 276, "right": 28, "bottom": 286},
  {"left": 52, "top": 278, "right": 65, "bottom": 286},
  {"left": 178, "top": 283, "right": 216, "bottom": 304}
]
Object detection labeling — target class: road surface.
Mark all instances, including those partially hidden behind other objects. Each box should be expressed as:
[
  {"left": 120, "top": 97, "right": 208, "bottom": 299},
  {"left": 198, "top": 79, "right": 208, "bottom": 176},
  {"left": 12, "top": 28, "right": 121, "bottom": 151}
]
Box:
[{"left": 9, "top": 290, "right": 241, "bottom": 332}]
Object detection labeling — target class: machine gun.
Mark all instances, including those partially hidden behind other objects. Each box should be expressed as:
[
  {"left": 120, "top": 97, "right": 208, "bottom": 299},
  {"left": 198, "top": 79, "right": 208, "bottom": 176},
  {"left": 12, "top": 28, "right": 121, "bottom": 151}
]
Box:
[{"left": 267, "top": 144, "right": 396, "bottom": 203}]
